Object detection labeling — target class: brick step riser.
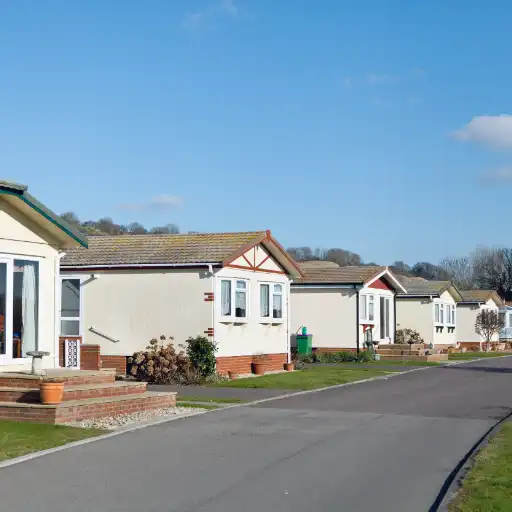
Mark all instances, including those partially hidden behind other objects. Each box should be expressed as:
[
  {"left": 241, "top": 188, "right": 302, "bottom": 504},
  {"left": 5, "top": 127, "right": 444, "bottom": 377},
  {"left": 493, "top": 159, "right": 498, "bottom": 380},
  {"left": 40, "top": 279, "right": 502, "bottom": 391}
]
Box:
[
  {"left": 0, "top": 394, "right": 176, "bottom": 424},
  {"left": 0, "top": 384, "right": 147, "bottom": 404},
  {"left": 0, "top": 374, "right": 116, "bottom": 389}
]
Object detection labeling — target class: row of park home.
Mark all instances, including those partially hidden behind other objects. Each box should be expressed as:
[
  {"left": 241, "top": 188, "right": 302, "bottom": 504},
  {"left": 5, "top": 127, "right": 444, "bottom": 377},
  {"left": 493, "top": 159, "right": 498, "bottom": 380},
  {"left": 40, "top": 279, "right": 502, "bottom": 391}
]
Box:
[{"left": 0, "top": 180, "right": 506, "bottom": 375}]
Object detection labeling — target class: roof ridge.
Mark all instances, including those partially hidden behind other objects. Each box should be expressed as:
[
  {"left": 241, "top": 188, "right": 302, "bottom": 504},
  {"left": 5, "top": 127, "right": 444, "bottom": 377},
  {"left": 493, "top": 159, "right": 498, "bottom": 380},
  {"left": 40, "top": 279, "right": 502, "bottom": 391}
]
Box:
[{"left": 86, "top": 230, "right": 267, "bottom": 239}]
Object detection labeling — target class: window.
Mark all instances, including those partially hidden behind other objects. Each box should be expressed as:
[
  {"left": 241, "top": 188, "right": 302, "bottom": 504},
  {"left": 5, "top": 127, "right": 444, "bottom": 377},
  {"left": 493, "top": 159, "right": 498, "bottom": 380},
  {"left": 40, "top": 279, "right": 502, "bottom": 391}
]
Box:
[
  {"left": 61, "top": 278, "right": 81, "bottom": 335},
  {"left": 435, "top": 303, "right": 440, "bottom": 323},
  {"left": 359, "top": 294, "right": 375, "bottom": 323},
  {"left": 220, "top": 279, "right": 248, "bottom": 319},
  {"left": 435, "top": 302, "right": 455, "bottom": 326},
  {"left": 260, "top": 283, "right": 284, "bottom": 320},
  {"left": 440, "top": 304, "right": 444, "bottom": 324},
  {"left": 0, "top": 257, "right": 39, "bottom": 361},
  {"left": 380, "top": 296, "right": 390, "bottom": 338}
]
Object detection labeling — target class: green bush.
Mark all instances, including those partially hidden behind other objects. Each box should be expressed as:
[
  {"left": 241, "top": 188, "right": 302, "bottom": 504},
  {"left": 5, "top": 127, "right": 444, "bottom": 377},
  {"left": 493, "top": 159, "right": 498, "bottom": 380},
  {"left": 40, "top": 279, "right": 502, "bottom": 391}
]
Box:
[
  {"left": 186, "top": 335, "right": 217, "bottom": 379},
  {"left": 296, "top": 350, "right": 373, "bottom": 364}
]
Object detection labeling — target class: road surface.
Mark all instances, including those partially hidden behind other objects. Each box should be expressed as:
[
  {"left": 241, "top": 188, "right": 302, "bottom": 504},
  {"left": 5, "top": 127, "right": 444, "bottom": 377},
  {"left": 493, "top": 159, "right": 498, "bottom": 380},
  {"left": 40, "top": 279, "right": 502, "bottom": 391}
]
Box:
[{"left": 1, "top": 357, "right": 511, "bottom": 512}]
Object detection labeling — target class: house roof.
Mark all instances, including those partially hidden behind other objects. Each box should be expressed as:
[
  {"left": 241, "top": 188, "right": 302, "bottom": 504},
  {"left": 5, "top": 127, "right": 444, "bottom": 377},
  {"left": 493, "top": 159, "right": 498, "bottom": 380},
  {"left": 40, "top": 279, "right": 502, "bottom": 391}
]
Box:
[
  {"left": 459, "top": 290, "right": 504, "bottom": 306},
  {"left": 61, "top": 230, "right": 302, "bottom": 277},
  {"left": 0, "top": 180, "right": 88, "bottom": 248},
  {"left": 396, "top": 276, "right": 463, "bottom": 301}
]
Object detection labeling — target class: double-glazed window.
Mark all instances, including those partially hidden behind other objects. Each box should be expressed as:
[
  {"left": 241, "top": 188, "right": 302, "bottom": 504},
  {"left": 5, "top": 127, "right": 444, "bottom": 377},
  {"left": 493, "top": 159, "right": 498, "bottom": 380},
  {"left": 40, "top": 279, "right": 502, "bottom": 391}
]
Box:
[
  {"left": 260, "top": 283, "right": 283, "bottom": 320},
  {"left": 435, "top": 303, "right": 455, "bottom": 325},
  {"left": 359, "top": 294, "right": 375, "bottom": 322},
  {"left": 220, "top": 279, "right": 248, "bottom": 319},
  {"left": 61, "top": 278, "right": 82, "bottom": 335}
]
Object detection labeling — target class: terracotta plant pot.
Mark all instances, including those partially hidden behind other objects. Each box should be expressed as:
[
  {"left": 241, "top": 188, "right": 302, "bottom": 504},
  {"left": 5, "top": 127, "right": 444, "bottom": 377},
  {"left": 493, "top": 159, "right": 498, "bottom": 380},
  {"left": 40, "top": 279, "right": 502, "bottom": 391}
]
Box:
[
  {"left": 251, "top": 362, "right": 265, "bottom": 375},
  {"left": 284, "top": 363, "right": 294, "bottom": 372},
  {"left": 40, "top": 382, "right": 64, "bottom": 405},
  {"left": 228, "top": 371, "right": 238, "bottom": 380}
]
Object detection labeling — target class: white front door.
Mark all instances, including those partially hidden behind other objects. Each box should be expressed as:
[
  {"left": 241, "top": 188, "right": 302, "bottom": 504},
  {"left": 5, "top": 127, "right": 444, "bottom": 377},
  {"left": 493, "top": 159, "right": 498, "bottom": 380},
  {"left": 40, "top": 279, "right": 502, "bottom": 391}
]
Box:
[
  {"left": 379, "top": 296, "right": 391, "bottom": 341},
  {"left": 0, "top": 259, "right": 14, "bottom": 363}
]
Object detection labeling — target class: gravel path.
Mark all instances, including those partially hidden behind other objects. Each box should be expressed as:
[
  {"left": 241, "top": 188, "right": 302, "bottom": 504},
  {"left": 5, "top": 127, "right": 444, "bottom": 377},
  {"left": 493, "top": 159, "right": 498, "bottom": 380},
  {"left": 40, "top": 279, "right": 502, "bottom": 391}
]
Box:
[{"left": 65, "top": 406, "right": 205, "bottom": 430}]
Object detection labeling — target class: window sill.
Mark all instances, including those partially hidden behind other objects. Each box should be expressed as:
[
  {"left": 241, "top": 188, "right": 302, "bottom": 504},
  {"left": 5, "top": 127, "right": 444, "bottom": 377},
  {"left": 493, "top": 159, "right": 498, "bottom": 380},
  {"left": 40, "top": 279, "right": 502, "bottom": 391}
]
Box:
[
  {"left": 359, "top": 320, "right": 376, "bottom": 325},
  {"left": 219, "top": 318, "right": 249, "bottom": 325},
  {"left": 259, "top": 319, "right": 284, "bottom": 325}
]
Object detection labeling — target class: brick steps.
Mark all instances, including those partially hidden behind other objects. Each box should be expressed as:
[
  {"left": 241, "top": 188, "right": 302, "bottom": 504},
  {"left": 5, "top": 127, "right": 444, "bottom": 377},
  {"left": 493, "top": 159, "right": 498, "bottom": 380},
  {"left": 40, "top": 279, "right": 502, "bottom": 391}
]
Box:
[
  {"left": 0, "top": 369, "right": 116, "bottom": 389},
  {"left": 0, "top": 381, "right": 147, "bottom": 403},
  {"left": 0, "top": 391, "right": 177, "bottom": 424}
]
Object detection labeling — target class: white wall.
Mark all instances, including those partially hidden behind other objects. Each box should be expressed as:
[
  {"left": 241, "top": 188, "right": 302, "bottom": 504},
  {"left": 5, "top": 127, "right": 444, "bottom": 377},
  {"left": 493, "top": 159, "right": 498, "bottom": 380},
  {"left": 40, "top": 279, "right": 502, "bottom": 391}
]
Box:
[
  {"left": 71, "top": 269, "right": 213, "bottom": 356},
  {"left": 457, "top": 298, "right": 500, "bottom": 343},
  {"left": 396, "top": 297, "right": 434, "bottom": 344},
  {"left": 433, "top": 290, "right": 457, "bottom": 346},
  {"left": 0, "top": 198, "right": 61, "bottom": 370},
  {"left": 214, "top": 266, "right": 290, "bottom": 357},
  {"left": 291, "top": 288, "right": 357, "bottom": 349}
]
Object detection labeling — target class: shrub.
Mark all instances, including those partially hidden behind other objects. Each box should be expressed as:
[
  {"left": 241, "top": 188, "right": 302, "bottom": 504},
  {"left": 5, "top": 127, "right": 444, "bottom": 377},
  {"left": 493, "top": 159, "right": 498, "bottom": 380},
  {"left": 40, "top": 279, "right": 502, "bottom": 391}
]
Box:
[
  {"left": 307, "top": 350, "right": 373, "bottom": 364},
  {"left": 186, "top": 335, "right": 217, "bottom": 379},
  {"left": 129, "top": 335, "right": 195, "bottom": 384},
  {"left": 395, "top": 328, "right": 424, "bottom": 344}
]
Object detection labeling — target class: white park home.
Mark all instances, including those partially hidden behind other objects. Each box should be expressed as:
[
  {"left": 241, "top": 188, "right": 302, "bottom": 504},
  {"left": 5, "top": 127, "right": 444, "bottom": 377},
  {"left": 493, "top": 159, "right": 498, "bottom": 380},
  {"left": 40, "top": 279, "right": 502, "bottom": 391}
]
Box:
[
  {"left": 396, "top": 277, "right": 463, "bottom": 349},
  {"left": 457, "top": 290, "right": 503, "bottom": 349},
  {"left": 60, "top": 230, "right": 302, "bottom": 375},
  {"left": 0, "top": 180, "right": 87, "bottom": 372},
  {"left": 291, "top": 262, "right": 406, "bottom": 352}
]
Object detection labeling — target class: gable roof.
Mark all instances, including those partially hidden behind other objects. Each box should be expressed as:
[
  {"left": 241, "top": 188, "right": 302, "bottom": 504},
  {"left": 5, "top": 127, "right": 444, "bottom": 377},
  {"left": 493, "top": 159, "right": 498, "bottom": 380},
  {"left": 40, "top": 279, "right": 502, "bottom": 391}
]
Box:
[
  {"left": 61, "top": 229, "right": 302, "bottom": 278},
  {"left": 293, "top": 264, "right": 406, "bottom": 292},
  {"left": 459, "top": 290, "right": 504, "bottom": 306},
  {"left": 0, "top": 180, "right": 88, "bottom": 248},
  {"left": 396, "top": 276, "right": 463, "bottom": 301}
]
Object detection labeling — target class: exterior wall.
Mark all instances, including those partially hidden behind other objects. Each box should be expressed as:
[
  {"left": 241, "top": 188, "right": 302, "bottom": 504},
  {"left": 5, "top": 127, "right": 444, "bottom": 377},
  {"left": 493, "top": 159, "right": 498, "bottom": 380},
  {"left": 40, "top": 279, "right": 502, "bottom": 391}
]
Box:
[
  {"left": 396, "top": 297, "right": 435, "bottom": 345},
  {"left": 214, "top": 265, "right": 290, "bottom": 361},
  {"left": 358, "top": 285, "right": 395, "bottom": 345},
  {"left": 290, "top": 288, "right": 357, "bottom": 349},
  {"left": 63, "top": 269, "right": 213, "bottom": 357},
  {"left": 0, "top": 198, "right": 61, "bottom": 370},
  {"left": 458, "top": 298, "right": 500, "bottom": 344}
]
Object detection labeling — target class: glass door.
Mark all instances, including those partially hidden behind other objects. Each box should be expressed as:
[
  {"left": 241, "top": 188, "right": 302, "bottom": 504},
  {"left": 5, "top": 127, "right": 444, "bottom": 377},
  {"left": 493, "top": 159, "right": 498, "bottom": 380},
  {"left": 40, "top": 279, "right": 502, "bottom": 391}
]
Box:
[
  {"left": 380, "top": 296, "right": 390, "bottom": 340},
  {"left": 0, "top": 259, "right": 13, "bottom": 363}
]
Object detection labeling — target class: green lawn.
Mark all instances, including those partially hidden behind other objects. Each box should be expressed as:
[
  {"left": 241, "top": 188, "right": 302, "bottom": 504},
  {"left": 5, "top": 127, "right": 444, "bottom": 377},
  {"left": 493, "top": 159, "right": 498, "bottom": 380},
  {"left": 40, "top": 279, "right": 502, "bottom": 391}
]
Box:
[
  {"left": 359, "top": 360, "right": 440, "bottom": 367},
  {"left": 177, "top": 395, "right": 246, "bottom": 404},
  {"left": 176, "top": 402, "right": 220, "bottom": 410},
  {"left": 449, "top": 352, "right": 511, "bottom": 360},
  {"left": 451, "top": 423, "right": 512, "bottom": 511},
  {"left": 0, "top": 420, "right": 105, "bottom": 462},
  {"left": 214, "top": 366, "right": 397, "bottom": 390}
]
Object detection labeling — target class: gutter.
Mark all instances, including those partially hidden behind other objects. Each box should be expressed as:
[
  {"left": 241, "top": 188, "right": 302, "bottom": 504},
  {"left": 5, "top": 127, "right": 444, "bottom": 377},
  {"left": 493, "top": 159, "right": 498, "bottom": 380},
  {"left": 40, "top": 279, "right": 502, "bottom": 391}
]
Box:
[
  {"left": 61, "top": 263, "right": 222, "bottom": 270},
  {"left": 291, "top": 284, "right": 357, "bottom": 290}
]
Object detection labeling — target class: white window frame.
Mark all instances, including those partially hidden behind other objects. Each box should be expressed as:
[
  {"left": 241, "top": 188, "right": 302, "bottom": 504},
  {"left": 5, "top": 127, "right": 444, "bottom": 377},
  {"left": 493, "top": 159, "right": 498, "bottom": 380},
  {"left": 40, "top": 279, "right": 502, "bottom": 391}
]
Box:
[
  {"left": 219, "top": 278, "right": 249, "bottom": 322},
  {"left": 359, "top": 294, "right": 375, "bottom": 324},
  {"left": 434, "top": 301, "right": 455, "bottom": 327},
  {"left": 60, "top": 276, "right": 85, "bottom": 337},
  {"left": 0, "top": 254, "right": 42, "bottom": 365},
  {"left": 259, "top": 282, "right": 285, "bottom": 323}
]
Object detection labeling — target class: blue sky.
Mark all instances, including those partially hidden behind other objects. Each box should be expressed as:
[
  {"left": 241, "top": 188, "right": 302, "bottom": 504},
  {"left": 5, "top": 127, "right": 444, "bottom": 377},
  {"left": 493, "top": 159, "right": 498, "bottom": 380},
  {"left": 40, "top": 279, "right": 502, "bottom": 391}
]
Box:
[{"left": 1, "top": 0, "right": 512, "bottom": 265}]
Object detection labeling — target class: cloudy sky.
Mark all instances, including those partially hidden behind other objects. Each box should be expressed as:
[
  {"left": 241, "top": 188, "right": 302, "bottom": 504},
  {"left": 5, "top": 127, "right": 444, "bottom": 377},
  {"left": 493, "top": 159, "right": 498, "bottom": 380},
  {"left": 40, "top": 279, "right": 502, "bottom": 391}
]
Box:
[{"left": 1, "top": 0, "right": 511, "bottom": 264}]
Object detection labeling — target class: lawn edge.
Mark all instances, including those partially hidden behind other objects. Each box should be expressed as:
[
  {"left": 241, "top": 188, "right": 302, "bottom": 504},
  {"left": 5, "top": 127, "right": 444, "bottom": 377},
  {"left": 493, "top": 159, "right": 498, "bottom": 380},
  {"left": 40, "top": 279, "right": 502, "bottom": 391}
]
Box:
[{"left": 0, "top": 358, "right": 506, "bottom": 470}]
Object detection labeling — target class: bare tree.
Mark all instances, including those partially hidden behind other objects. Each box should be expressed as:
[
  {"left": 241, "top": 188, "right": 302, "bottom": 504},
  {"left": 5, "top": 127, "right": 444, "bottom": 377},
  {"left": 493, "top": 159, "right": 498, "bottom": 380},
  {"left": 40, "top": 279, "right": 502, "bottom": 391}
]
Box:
[
  {"left": 411, "top": 262, "right": 452, "bottom": 281},
  {"left": 475, "top": 310, "right": 504, "bottom": 351},
  {"left": 127, "top": 222, "right": 147, "bottom": 234},
  {"left": 150, "top": 223, "right": 180, "bottom": 234},
  {"left": 472, "top": 247, "right": 512, "bottom": 301},
  {"left": 439, "top": 256, "right": 474, "bottom": 289},
  {"left": 325, "top": 248, "right": 362, "bottom": 266},
  {"left": 391, "top": 261, "right": 411, "bottom": 275}
]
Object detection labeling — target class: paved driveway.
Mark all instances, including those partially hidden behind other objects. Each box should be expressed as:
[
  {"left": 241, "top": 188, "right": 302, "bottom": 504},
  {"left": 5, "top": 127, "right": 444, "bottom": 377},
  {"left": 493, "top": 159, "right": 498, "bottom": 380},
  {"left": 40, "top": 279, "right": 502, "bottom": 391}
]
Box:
[{"left": 1, "top": 357, "right": 511, "bottom": 512}]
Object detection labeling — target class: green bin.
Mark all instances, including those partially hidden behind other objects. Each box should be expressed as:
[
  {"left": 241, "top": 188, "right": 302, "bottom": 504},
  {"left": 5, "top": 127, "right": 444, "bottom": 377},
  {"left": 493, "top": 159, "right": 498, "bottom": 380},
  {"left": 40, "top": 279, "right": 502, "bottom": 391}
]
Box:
[{"left": 296, "top": 334, "right": 313, "bottom": 355}]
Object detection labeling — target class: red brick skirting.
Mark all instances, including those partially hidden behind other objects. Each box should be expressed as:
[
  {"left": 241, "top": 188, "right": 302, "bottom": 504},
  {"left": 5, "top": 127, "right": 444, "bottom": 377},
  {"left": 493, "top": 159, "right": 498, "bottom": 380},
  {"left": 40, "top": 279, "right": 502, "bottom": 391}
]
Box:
[
  {"left": 216, "top": 353, "right": 288, "bottom": 375},
  {"left": 101, "top": 355, "right": 128, "bottom": 375},
  {"left": 81, "top": 345, "right": 101, "bottom": 371},
  {"left": 458, "top": 341, "right": 482, "bottom": 351},
  {"left": 313, "top": 347, "right": 358, "bottom": 353}
]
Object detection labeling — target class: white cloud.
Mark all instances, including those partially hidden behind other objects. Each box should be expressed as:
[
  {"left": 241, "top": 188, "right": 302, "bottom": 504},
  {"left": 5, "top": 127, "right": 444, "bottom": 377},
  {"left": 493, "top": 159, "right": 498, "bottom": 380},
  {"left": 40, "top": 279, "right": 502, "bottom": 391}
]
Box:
[
  {"left": 481, "top": 167, "right": 512, "bottom": 183},
  {"left": 183, "top": 0, "right": 238, "bottom": 31},
  {"left": 342, "top": 77, "right": 352, "bottom": 89},
  {"left": 119, "top": 195, "right": 184, "bottom": 211},
  {"left": 453, "top": 115, "right": 512, "bottom": 150}
]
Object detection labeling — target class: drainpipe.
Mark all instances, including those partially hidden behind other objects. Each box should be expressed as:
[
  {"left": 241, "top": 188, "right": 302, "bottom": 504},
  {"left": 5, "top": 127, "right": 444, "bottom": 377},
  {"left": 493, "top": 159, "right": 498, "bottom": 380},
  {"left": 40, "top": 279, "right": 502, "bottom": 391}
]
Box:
[
  {"left": 54, "top": 252, "right": 66, "bottom": 368},
  {"left": 393, "top": 291, "right": 397, "bottom": 343},
  {"left": 209, "top": 264, "right": 216, "bottom": 366},
  {"left": 355, "top": 286, "right": 360, "bottom": 354},
  {"left": 287, "top": 280, "right": 293, "bottom": 363}
]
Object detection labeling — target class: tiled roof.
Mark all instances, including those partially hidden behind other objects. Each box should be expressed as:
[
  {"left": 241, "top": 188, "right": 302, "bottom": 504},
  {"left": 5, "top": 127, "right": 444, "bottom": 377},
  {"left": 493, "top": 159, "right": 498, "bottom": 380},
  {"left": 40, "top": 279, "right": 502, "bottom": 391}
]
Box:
[
  {"left": 295, "top": 264, "right": 385, "bottom": 284},
  {"left": 299, "top": 260, "right": 341, "bottom": 269},
  {"left": 396, "top": 276, "right": 451, "bottom": 296},
  {"left": 460, "top": 290, "right": 503, "bottom": 306},
  {"left": 61, "top": 231, "right": 267, "bottom": 267}
]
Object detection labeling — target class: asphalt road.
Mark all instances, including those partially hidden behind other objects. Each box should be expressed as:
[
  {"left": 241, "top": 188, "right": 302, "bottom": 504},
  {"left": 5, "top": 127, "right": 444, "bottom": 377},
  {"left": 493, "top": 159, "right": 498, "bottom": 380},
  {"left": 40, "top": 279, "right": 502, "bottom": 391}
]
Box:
[{"left": 2, "top": 357, "right": 512, "bottom": 512}]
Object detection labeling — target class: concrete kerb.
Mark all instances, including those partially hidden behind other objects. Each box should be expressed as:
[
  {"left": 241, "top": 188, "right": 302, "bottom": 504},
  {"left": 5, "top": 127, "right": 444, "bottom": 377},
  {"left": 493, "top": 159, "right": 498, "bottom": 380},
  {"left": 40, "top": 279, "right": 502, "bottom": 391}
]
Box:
[{"left": 0, "top": 356, "right": 509, "bottom": 470}]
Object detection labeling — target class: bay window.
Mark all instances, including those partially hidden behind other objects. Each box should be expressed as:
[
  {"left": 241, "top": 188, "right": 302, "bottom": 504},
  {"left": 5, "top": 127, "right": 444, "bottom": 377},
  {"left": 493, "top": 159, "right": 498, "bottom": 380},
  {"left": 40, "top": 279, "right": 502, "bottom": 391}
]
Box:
[
  {"left": 260, "top": 283, "right": 284, "bottom": 320},
  {"left": 61, "top": 278, "right": 82, "bottom": 335},
  {"left": 220, "top": 279, "right": 248, "bottom": 319},
  {"left": 435, "top": 302, "right": 456, "bottom": 326},
  {"left": 359, "top": 294, "right": 375, "bottom": 322}
]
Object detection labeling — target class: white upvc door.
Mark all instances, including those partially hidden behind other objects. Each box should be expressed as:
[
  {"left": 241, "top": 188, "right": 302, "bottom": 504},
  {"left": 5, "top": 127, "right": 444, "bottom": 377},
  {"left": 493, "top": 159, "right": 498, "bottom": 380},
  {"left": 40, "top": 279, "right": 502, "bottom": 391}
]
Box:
[{"left": 0, "top": 258, "right": 14, "bottom": 364}]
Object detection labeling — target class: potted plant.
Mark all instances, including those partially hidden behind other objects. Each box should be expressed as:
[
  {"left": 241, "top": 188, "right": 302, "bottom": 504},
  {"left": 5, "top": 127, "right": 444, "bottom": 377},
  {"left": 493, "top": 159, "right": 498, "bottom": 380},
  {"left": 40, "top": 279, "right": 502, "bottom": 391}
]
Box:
[
  {"left": 251, "top": 353, "right": 267, "bottom": 375},
  {"left": 284, "top": 362, "right": 294, "bottom": 371},
  {"left": 40, "top": 378, "right": 65, "bottom": 405}
]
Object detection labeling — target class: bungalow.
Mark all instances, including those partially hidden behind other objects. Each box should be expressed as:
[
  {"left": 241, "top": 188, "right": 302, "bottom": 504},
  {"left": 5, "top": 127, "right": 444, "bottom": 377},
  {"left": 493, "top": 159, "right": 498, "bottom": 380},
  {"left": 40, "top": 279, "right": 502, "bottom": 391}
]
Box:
[
  {"left": 457, "top": 290, "right": 503, "bottom": 350},
  {"left": 60, "top": 230, "right": 302, "bottom": 375},
  {"left": 0, "top": 180, "right": 87, "bottom": 372},
  {"left": 290, "top": 262, "right": 407, "bottom": 352},
  {"left": 395, "top": 277, "right": 463, "bottom": 349}
]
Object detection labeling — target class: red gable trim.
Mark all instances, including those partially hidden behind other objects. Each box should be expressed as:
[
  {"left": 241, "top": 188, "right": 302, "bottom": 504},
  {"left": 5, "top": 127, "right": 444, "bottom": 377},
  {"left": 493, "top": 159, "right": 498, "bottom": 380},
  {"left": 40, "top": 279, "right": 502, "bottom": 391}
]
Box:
[{"left": 369, "top": 278, "right": 393, "bottom": 291}]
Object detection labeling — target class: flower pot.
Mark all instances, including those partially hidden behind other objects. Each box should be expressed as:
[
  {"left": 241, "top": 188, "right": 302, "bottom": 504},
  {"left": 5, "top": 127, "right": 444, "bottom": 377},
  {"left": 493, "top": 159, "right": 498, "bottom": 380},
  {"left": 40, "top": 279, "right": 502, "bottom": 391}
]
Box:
[
  {"left": 284, "top": 363, "right": 294, "bottom": 372},
  {"left": 228, "top": 371, "right": 238, "bottom": 380},
  {"left": 251, "top": 362, "right": 265, "bottom": 375},
  {"left": 40, "top": 382, "right": 64, "bottom": 405},
  {"left": 497, "top": 343, "right": 506, "bottom": 352}
]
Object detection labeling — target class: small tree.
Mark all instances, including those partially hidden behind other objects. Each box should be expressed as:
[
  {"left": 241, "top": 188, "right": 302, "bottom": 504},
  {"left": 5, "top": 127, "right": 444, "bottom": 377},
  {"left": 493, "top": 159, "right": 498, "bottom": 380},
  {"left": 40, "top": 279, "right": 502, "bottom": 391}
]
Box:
[{"left": 475, "top": 310, "right": 504, "bottom": 351}]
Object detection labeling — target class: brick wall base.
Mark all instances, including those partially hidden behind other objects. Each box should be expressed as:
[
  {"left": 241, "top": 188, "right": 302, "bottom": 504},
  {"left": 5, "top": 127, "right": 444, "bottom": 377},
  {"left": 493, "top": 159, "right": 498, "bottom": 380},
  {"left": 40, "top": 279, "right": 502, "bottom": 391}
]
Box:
[
  {"left": 216, "top": 353, "right": 288, "bottom": 375},
  {"left": 313, "top": 347, "right": 358, "bottom": 353},
  {"left": 80, "top": 345, "right": 101, "bottom": 371},
  {"left": 101, "top": 355, "right": 128, "bottom": 375}
]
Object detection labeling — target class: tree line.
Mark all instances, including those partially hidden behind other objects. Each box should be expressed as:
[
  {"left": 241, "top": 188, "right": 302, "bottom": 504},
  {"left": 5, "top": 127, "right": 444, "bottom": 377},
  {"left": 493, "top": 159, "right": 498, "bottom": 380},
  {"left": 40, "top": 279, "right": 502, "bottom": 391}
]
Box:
[
  {"left": 60, "top": 211, "right": 180, "bottom": 236},
  {"left": 288, "top": 246, "right": 512, "bottom": 301}
]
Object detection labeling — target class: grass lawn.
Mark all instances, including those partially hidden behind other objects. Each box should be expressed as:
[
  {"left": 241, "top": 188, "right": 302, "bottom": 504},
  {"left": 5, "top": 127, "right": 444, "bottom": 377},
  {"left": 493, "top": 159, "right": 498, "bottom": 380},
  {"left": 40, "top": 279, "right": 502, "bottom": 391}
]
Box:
[
  {"left": 177, "top": 402, "right": 220, "bottom": 410},
  {"left": 0, "top": 420, "right": 105, "bottom": 462},
  {"left": 449, "top": 352, "right": 511, "bottom": 360},
  {"left": 359, "top": 360, "right": 440, "bottom": 367},
  {"left": 451, "top": 422, "right": 512, "bottom": 511},
  {"left": 214, "top": 366, "right": 397, "bottom": 390},
  {"left": 177, "top": 395, "right": 246, "bottom": 404}
]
